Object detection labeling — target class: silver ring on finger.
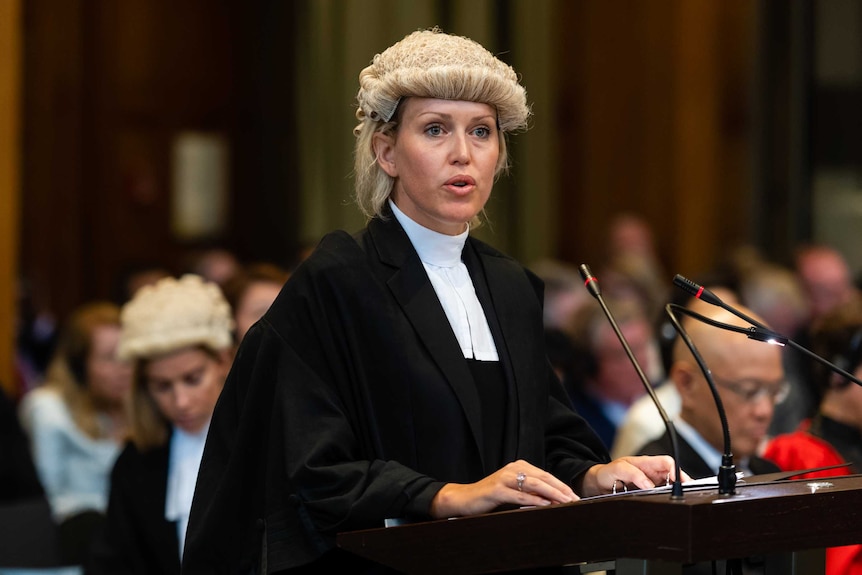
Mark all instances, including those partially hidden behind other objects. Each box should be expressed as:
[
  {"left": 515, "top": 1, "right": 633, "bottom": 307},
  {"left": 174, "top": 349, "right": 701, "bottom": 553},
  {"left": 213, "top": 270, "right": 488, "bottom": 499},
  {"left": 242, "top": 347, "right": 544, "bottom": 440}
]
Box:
[{"left": 516, "top": 472, "right": 526, "bottom": 492}]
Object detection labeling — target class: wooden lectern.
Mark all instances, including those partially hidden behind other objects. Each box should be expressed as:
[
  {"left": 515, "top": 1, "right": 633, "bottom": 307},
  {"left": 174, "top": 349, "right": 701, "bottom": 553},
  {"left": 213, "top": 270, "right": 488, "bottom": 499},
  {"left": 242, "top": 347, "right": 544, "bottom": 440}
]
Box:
[{"left": 337, "top": 474, "right": 862, "bottom": 574}]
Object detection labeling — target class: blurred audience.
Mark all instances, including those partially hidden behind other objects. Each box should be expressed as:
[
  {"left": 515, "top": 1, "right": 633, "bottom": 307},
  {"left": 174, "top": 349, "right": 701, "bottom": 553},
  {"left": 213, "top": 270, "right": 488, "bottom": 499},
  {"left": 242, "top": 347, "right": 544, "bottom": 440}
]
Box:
[
  {"left": 566, "top": 295, "right": 663, "bottom": 450},
  {"left": 763, "top": 293, "right": 862, "bottom": 575},
  {"left": 530, "top": 258, "right": 591, "bottom": 332},
  {"left": 18, "top": 302, "right": 132, "bottom": 566},
  {"left": 795, "top": 243, "right": 859, "bottom": 325},
  {"left": 0, "top": 384, "right": 65, "bottom": 569},
  {"left": 182, "top": 248, "right": 240, "bottom": 289},
  {"left": 793, "top": 243, "right": 860, "bottom": 393},
  {"left": 601, "top": 212, "right": 670, "bottom": 325},
  {"left": 86, "top": 274, "right": 233, "bottom": 575},
  {"left": 15, "top": 276, "right": 59, "bottom": 398},
  {"left": 0, "top": 383, "right": 45, "bottom": 503},
  {"left": 221, "top": 262, "right": 290, "bottom": 344},
  {"left": 113, "top": 261, "right": 173, "bottom": 305},
  {"left": 736, "top": 258, "right": 816, "bottom": 436}
]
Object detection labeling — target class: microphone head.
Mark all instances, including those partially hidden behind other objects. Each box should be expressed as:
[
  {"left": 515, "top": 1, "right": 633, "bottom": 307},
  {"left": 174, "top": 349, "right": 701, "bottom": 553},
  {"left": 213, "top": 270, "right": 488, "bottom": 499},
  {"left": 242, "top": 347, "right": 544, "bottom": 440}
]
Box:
[
  {"left": 673, "top": 274, "right": 723, "bottom": 306},
  {"left": 673, "top": 274, "right": 701, "bottom": 297},
  {"left": 579, "top": 264, "right": 601, "bottom": 298}
]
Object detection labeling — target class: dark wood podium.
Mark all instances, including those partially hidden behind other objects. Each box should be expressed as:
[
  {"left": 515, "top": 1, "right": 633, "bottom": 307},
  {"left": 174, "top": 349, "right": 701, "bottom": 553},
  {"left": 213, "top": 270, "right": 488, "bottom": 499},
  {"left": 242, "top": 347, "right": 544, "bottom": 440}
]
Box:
[{"left": 337, "top": 474, "right": 862, "bottom": 574}]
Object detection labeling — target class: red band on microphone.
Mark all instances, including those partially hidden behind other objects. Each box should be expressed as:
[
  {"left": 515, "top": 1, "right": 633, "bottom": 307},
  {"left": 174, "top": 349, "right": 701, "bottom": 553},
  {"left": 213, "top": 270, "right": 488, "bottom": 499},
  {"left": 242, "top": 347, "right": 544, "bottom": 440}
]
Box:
[{"left": 696, "top": 286, "right": 704, "bottom": 299}]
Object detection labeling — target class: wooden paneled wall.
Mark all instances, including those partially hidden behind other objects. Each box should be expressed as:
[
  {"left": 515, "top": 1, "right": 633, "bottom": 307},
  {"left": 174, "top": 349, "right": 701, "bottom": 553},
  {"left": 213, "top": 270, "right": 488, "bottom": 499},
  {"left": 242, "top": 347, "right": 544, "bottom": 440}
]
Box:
[
  {"left": 20, "top": 0, "right": 300, "bottom": 326},
  {"left": 554, "top": 0, "right": 758, "bottom": 281},
  {"left": 0, "top": 0, "right": 21, "bottom": 395}
]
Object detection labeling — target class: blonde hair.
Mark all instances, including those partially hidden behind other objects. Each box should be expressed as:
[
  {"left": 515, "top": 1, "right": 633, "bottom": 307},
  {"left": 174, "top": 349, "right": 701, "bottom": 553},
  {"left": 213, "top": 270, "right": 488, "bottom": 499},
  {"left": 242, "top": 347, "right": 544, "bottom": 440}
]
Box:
[
  {"left": 128, "top": 360, "right": 170, "bottom": 451},
  {"left": 353, "top": 27, "right": 531, "bottom": 223},
  {"left": 119, "top": 274, "right": 233, "bottom": 450},
  {"left": 43, "top": 301, "right": 123, "bottom": 440}
]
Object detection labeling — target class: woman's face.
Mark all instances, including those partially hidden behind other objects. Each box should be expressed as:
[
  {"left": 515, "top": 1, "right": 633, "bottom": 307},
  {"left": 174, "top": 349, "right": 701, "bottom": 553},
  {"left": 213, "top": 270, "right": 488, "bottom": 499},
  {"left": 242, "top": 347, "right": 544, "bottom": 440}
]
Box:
[
  {"left": 235, "top": 280, "right": 282, "bottom": 342},
  {"left": 87, "top": 324, "right": 132, "bottom": 406},
  {"left": 143, "top": 347, "right": 229, "bottom": 434},
  {"left": 374, "top": 98, "right": 499, "bottom": 235}
]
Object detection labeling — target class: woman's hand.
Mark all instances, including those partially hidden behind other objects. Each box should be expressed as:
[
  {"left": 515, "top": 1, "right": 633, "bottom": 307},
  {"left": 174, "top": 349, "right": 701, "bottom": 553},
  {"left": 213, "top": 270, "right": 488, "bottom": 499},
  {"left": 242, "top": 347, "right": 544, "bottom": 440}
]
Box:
[
  {"left": 578, "top": 455, "right": 691, "bottom": 497},
  {"left": 429, "top": 459, "right": 578, "bottom": 519}
]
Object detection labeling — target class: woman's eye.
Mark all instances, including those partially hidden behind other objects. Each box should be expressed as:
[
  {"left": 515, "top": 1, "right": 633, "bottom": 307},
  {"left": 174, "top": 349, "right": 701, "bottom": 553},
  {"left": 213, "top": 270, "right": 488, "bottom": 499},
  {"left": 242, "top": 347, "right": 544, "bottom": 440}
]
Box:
[
  {"left": 184, "top": 369, "right": 205, "bottom": 386},
  {"left": 425, "top": 125, "right": 443, "bottom": 136},
  {"left": 473, "top": 127, "right": 491, "bottom": 138}
]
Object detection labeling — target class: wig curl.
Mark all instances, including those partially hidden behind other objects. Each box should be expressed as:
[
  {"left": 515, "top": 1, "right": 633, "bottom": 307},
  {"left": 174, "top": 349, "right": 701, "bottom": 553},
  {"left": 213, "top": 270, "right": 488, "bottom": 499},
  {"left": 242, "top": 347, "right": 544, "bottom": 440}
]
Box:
[{"left": 118, "top": 274, "right": 234, "bottom": 361}]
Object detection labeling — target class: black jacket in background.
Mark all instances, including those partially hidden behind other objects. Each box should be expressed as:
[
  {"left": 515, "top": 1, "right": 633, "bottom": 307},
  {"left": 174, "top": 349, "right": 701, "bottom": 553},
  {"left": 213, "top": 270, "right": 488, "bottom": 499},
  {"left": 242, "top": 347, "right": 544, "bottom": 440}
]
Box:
[
  {"left": 85, "top": 440, "right": 180, "bottom": 575},
  {"left": 0, "top": 384, "right": 44, "bottom": 501}
]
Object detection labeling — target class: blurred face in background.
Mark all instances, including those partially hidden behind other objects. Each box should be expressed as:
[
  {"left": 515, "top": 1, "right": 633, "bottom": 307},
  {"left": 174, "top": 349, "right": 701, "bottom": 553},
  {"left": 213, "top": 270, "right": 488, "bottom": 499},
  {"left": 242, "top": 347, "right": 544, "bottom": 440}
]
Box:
[
  {"left": 674, "top": 307, "right": 785, "bottom": 459},
  {"left": 593, "top": 317, "right": 656, "bottom": 406},
  {"left": 234, "top": 280, "right": 282, "bottom": 342},
  {"left": 797, "top": 247, "right": 855, "bottom": 320},
  {"left": 143, "top": 346, "right": 230, "bottom": 434},
  {"left": 87, "top": 324, "right": 132, "bottom": 406}
]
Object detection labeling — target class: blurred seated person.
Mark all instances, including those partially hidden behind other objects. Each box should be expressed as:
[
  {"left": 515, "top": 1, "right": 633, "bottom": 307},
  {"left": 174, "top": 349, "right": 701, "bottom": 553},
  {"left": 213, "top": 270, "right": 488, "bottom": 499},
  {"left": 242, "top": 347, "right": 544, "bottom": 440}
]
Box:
[
  {"left": 610, "top": 376, "right": 681, "bottom": 460},
  {"left": 795, "top": 243, "right": 859, "bottom": 327},
  {"left": 737, "top": 261, "right": 816, "bottom": 436},
  {"left": 637, "top": 302, "right": 785, "bottom": 574},
  {"left": 601, "top": 212, "right": 670, "bottom": 324},
  {"left": 611, "top": 286, "right": 738, "bottom": 458},
  {"left": 637, "top": 301, "right": 783, "bottom": 477},
  {"left": 529, "top": 258, "right": 591, "bottom": 332},
  {"left": 793, "top": 243, "right": 860, "bottom": 408},
  {"left": 0, "top": 383, "right": 45, "bottom": 502},
  {"left": 183, "top": 247, "right": 241, "bottom": 289},
  {"left": 763, "top": 293, "right": 862, "bottom": 575},
  {"left": 18, "top": 302, "right": 132, "bottom": 565},
  {"left": 221, "top": 262, "right": 290, "bottom": 344},
  {"left": 567, "top": 295, "right": 663, "bottom": 451},
  {"left": 16, "top": 276, "right": 59, "bottom": 396},
  {"left": 0, "top": 383, "right": 65, "bottom": 568},
  {"left": 113, "top": 260, "right": 172, "bottom": 304},
  {"left": 86, "top": 274, "right": 233, "bottom": 575}
]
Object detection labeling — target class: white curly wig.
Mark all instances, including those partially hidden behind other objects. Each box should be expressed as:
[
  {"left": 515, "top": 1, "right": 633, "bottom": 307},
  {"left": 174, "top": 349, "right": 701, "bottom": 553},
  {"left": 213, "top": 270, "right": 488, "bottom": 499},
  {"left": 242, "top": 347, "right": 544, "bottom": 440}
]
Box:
[
  {"left": 353, "top": 27, "right": 532, "bottom": 221},
  {"left": 118, "top": 274, "right": 234, "bottom": 361}
]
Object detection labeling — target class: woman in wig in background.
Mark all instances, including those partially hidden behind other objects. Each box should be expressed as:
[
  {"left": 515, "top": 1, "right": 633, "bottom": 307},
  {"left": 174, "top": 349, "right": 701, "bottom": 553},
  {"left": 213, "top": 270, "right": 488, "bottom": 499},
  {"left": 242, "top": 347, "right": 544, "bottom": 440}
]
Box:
[
  {"left": 183, "top": 28, "right": 684, "bottom": 574},
  {"left": 86, "top": 275, "right": 233, "bottom": 574}
]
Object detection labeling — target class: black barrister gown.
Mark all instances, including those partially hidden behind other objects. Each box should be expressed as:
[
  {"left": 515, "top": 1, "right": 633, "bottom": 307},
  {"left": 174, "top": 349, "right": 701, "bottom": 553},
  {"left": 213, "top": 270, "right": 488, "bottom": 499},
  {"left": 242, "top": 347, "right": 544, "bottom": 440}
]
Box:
[
  {"left": 182, "top": 209, "right": 610, "bottom": 574},
  {"left": 85, "top": 441, "right": 181, "bottom": 574}
]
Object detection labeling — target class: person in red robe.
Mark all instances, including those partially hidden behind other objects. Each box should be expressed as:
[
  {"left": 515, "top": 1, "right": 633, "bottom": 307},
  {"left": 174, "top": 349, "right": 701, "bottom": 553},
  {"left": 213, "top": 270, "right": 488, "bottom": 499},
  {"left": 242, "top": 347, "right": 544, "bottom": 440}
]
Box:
[{"left": 763, "top": 292, "right": 862, "bottom": 575}]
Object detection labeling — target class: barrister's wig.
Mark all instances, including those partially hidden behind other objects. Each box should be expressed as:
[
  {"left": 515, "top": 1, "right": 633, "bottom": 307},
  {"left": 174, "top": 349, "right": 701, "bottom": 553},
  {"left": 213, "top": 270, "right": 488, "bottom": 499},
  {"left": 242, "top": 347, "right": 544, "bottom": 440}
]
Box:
[
  {"left": 117, "top": 274, "right": 234, "bottom": 361},
  {"left": 353, "top": 27, "right": 532, "bottom": 220}
]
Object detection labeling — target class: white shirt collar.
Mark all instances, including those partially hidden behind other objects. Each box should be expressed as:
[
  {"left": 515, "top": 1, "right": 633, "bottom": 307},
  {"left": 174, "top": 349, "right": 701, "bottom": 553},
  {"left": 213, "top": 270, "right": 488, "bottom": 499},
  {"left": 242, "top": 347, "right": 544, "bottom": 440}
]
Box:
[
  {"left": 674, "top": 417, "right": 751, "bottom": 476},
  {"left": 165, "top": 423, "right": 209, "bottom": 560},
  {"left": 389, "top": 200, "right": 468, "bottom": 268},
  {"left": 674, "top": 417, "right": 723, "bottom": 475},
  {"left": 388, "top": 199, "right": 498, "bottom": 361}
]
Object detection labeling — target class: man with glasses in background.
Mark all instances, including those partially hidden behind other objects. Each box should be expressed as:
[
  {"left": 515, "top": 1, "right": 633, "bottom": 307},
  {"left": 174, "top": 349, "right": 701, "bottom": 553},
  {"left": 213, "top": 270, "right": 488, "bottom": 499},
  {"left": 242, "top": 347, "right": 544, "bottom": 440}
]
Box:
[{"left": 637, "top": 302, "right": 785, "bottom": 480}]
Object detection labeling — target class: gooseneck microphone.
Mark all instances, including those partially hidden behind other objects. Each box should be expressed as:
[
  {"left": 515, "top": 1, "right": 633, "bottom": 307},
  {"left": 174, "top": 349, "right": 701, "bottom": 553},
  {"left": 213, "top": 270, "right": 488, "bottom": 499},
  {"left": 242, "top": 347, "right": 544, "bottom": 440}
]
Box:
[
  {"left": 664, "top": 303, "right": 738, "bottom": 495},
  {"left": 673, "top": 274, "right": 862, "bottom": 387},
  {"left": 579, "top": 264, "right": 684, "bottom": 499}
]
